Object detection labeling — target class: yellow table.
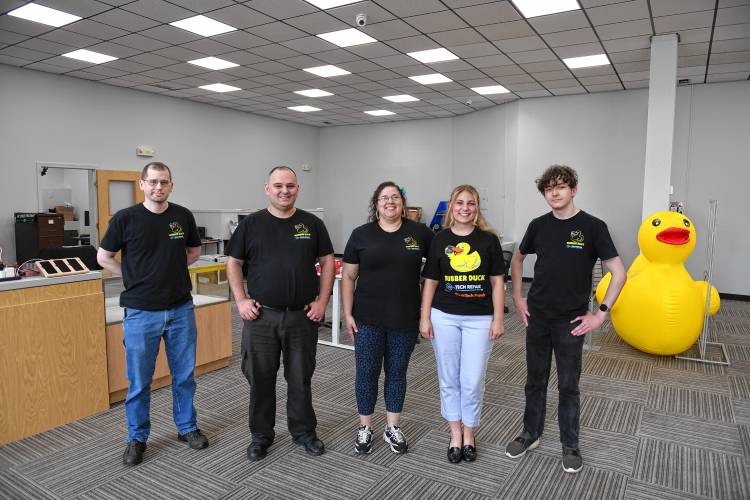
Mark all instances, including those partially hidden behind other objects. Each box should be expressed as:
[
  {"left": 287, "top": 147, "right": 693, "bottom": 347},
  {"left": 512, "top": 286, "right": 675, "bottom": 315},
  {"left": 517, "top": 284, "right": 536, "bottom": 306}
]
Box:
[{"left": 189, "top": 261, "right": 227, "bottom": 291}]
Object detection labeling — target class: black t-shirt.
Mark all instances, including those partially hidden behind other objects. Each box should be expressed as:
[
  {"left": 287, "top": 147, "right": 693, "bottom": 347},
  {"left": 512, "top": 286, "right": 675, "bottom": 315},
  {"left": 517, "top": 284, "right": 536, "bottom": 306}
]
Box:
[
  {"left": 422, "top": 227, "right": 505, "bottom": 316},
  {"left": 343, "top": 220, "right": 433, "bottom": 329},
  {"left": 225, "top": 209, "right": 333, "bottom": 309},
  {"left": 100, "top": 203, "right": 200, "bottom": 311},
  {"left": 519, "top": 210, "right": 618, "bottom": 321}
]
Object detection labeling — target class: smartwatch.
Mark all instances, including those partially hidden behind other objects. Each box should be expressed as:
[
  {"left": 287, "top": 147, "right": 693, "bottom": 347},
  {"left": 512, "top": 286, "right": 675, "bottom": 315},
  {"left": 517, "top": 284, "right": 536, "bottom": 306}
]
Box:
[{"left": 599, "top": 303, "right": 609, "bottom": 313}]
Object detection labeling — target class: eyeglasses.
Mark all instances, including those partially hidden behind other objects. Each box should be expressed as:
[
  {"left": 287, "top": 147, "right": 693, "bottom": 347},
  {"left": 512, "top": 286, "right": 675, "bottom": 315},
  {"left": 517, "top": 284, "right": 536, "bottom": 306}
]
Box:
[
  {"left": 377, "top": 194, "right": 402, "bottom": 203},
  {"left": 143, "top": 179, "right": 171, "bottom": 187}
]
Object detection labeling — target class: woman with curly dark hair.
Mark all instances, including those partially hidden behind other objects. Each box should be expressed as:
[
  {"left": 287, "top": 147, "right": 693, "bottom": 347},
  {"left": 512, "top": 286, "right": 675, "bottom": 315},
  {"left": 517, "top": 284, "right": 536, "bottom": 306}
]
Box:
[{"left": 341, "top": 181, "right": 433, "bottom": 455}]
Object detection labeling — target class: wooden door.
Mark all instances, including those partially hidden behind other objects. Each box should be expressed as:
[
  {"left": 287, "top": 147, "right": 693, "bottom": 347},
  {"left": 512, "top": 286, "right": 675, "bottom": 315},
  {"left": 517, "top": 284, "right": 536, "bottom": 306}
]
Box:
[{"left": 96, "top": 170, "right": 143, "bottom": 237}]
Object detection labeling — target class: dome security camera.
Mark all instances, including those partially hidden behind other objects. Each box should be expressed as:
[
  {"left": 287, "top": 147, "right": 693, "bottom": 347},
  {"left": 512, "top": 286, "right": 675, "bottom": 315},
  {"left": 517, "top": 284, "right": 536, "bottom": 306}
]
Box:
[{"left": 355, "top": 13, "right": 367, "bottom": 27}]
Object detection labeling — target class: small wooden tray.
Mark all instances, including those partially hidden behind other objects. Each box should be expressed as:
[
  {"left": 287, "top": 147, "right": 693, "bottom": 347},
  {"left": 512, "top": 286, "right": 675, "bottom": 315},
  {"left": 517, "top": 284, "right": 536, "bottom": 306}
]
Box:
[{"left": 36, "top": 257, "right": 90, "bottom": 277}]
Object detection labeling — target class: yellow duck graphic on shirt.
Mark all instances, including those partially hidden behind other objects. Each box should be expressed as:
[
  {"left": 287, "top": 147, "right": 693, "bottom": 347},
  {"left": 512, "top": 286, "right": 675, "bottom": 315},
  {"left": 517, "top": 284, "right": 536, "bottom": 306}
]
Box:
[
  {"left": 596, "top": 211, "right": 720, "bottom": 355},
  {"left": 445, "top": 242, "right": 481, "bottom": 272}
]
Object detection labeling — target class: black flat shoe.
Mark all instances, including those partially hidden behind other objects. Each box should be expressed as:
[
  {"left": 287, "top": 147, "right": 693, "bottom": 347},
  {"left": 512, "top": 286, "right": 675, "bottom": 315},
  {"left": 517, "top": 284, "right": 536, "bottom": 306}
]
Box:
[
  {"left": 447, "top": 441, "right": 462, "bottom": 463},
  {"left": 246, "top": 442, "right": 269, "bottom": 461},
  {"left": 462, "top": 444, "right": 477, "bottom": 462}
]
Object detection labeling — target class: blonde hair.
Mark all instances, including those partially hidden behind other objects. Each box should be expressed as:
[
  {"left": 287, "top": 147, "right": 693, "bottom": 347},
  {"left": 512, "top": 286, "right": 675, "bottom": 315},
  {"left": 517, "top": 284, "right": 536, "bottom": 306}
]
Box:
[{"left": 443, "top": 184, "right": 496, "bottom": 234}]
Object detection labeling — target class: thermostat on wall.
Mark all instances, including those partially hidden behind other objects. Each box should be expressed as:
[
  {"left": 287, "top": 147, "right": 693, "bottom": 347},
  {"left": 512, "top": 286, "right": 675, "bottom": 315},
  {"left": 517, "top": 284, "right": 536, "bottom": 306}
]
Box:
[{"left": 136, "top": 145, "right": 155, "bottom": 157}]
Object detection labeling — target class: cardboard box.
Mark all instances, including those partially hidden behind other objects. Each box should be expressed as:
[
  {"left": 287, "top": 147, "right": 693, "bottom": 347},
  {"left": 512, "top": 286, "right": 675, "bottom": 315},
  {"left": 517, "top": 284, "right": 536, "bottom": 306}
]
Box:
[{"left": 54, "top": 206, "right": 75, "bottom": 221}]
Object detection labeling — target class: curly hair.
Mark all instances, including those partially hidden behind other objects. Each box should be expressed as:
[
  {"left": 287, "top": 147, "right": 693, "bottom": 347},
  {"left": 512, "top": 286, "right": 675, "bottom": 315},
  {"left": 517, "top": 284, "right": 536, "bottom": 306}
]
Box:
[
  {"left": 367, "top": 181, "right": 407, "bottom": 223},
  {"left": 535, "top": 164, "right": 578, "bottom": 194},
  {"left": 443, "top": 184, "right": 495, "bottom": 234}
]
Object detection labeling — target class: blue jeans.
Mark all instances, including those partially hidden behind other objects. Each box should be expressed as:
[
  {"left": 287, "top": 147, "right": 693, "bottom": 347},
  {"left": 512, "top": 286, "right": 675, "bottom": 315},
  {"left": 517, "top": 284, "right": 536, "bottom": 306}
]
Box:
[{"left": 123, "top": 300, "right": 198, "bottom": 442}]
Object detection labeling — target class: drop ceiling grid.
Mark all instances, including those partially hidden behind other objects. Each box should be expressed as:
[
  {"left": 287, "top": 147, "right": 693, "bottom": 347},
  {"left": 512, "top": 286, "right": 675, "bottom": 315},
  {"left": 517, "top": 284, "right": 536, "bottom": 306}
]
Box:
[{"left": 0, "top": 0, "right": 747, "bottom": 126}]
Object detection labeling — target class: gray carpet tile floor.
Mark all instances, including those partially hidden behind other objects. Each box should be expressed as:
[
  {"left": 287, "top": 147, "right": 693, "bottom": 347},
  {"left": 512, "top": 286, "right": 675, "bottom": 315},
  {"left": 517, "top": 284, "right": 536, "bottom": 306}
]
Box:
[{"left": 2, "top": 282, "right": 749, "bottom": 499}]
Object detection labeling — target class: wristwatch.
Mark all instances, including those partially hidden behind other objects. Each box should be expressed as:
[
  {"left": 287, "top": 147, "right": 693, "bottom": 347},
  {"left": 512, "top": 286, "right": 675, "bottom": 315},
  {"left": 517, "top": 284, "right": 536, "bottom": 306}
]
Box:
[{"left": 599, "top": 303, "right": 609, "bottom": 312}]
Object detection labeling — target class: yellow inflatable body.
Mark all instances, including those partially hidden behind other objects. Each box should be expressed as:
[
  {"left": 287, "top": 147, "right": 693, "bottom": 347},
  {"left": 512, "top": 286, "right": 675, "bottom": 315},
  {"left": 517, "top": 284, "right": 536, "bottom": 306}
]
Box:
[{"left": 596, "top": 211, "right": 720, "bottom": 355}]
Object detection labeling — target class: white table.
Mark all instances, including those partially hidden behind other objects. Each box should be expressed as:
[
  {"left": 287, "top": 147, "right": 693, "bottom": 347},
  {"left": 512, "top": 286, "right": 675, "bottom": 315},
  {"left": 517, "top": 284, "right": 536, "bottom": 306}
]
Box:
[{"left": 317, "top": 276, "right": 353, "bottom": 351}]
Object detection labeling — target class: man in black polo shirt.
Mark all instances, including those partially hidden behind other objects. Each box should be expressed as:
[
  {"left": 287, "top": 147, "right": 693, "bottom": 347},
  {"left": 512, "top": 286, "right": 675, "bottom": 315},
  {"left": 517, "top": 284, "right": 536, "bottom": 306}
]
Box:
[
  {"left": 504, "top": 165, "right": 626, "bottom": 473},
  {"left": 98, "top": 162, "right": 209, "bottom": 466},
  {"left": 226, "top": 166, "right": 335, "bottom": 461}
]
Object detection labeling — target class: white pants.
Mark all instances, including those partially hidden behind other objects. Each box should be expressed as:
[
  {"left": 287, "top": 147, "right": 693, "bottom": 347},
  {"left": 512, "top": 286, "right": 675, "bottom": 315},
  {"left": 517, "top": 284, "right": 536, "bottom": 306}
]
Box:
[{"left": 430, "top": 307, "right": 494, "bottom": 427}]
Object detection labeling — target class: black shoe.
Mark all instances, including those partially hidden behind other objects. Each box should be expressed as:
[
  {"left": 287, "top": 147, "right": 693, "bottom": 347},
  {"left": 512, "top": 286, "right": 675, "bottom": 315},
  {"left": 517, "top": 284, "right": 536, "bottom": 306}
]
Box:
[
  {"left": 122, "top": 439, "right": 146, "bottom": 466},
  {"left": 178, "top": 429, "right": 209, "bottom": 450},
  {"left": 447, "top": 439, "right": 462, "bottom": 463},
  {"left": 297, "top": 437, "right": 325, "bottom": 456},
  {"left": 462, "top": 444, "right": 477, "bottom": 462},
  {"left": 246, "top": 441, "right": 269, "bottom": 462}
]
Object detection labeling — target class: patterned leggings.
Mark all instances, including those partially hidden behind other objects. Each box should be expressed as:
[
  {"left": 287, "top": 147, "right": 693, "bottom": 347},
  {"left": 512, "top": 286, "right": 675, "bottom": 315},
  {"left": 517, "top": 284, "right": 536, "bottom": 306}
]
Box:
[{"left": 355, "top": 322, "right": 418, "bottom": 415}]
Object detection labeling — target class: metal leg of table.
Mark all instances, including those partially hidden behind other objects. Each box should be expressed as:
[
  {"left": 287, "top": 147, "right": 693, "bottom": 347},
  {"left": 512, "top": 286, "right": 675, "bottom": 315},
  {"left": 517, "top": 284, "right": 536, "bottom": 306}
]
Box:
[{"left": 318, "top": 277, "right": 353, "bottom": 350}]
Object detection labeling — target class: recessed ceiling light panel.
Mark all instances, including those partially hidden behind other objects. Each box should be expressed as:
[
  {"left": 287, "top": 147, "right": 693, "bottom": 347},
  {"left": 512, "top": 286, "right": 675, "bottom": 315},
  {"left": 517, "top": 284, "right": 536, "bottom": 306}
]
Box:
[
  {"left": 409, "top": 73, "right": 452, "bottom": 85},
  {"left": 62, "top": 49, "right": 117, "bottom": 64},
  {"left": 365, "top": 110, "right": 395, "bottom": 116},
  {"left": 304, "top": 0, "right": 361, "bottom": 8},
  {"left": 383, "top": 95, "right": 419, "bottom": 103},
  {"left": 7, "top": 3, "right": 81, "bottom": 27},
  {"left": 200, "top": 83, "right": 241, "bottom": 92},
  {"left": 289, "top": 105, "right": 322, "bottom": 112},
  {"left": 303, "top": 65, "right": 351, "bottom": 78},
  {"left": 563, "top": 53, "right": 610, "bottom": 69},
  {"left": 295, "top": 89, "right": 334, "bottom": 97},
  {"left": 170, "top": 15, "right": 237, "bottom": 37},
  {"left": 407, "top": 48, "right": 459, "bottom": 64},
  {"left": 511, "top": 0, "right": 580, "bottom": 18},
  {"left": 471, "top": 85, "right": 510, "bottom": 95},
  {"left": 188, "top": 57, "right": 239, "bottom": 70},
  {"left": 317, "top": 28, "right": 376, "bottom": 48}
]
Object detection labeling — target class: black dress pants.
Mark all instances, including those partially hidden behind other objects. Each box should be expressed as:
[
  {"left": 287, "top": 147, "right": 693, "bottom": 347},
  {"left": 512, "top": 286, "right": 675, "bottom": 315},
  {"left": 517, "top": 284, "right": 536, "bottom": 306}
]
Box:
[
  {"left": 523, "top": 314, "right": 585, "bottom": 449},
  {"left": 240, "top": 308, "right": 318, "bottom": 445}
]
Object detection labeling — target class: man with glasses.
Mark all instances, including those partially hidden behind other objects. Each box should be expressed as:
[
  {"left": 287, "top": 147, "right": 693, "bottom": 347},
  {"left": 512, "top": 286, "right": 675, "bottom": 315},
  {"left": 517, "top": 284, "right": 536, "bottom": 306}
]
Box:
[
  {"left": 226, "top": 166, "right": 335, "bottom": 462},
  {"left": 98, "top": 162, "right": 208, "bottom": 466}
]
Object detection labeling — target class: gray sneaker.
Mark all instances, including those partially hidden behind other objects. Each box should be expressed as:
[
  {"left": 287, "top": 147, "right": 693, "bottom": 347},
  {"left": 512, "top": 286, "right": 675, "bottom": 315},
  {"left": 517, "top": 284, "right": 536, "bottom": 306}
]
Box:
[
  {"left": 383, "top": 425, "right": 408, "bottom": 454},
  {"left": 562, "top": 447, "right": 583, "bottom": 473},
  {"left": 505, "top": 433, "right": 539, "bottom": 458},
  {"left": 354, "top": 425, "right": 373, "bottom": 455}
]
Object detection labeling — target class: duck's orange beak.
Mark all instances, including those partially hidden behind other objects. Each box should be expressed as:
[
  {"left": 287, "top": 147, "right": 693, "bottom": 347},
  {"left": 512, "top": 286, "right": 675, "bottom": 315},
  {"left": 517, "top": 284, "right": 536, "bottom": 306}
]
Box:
[{"left": 656, "top": 227, "right": 690, "bottom": 245}]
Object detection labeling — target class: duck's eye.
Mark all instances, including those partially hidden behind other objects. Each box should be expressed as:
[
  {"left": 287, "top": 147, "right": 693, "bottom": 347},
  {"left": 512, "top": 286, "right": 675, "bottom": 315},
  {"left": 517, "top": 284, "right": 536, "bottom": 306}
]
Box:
[
  {"left": 652, "top": 218, "right": 661, "bottom": 227},
  {"left": 683, "top": 219, "right": 690, "bottom": 228}
]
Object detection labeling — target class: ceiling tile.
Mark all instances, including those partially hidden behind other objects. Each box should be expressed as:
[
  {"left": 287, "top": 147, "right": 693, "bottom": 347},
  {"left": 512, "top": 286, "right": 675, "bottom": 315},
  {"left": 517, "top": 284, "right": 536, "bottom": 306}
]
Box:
[
  {"left": 127, "top": 52, "right": 177, "bottom": 67},
  {"left": 650, "top": 0, "right": 715, "bottom": 16},
  {"left": 553, "top": 42, "right": 604, "bottom": 59},
  {"left": 404, "top": 10, "right": 469, "bottom": 33},
  {"left": 678, "top": 27, "right": 712, "bottom": 43},
  {"left": 370, "top": 53, "right": 418, "bottom": 67},
  {"left": 169, "top": 0, "right": 235, "bottom": 13},
  {"left": 115, "top": 33, "right": 170, "bottom": 51},
  {"left": 482, "top": 63, "right": 525, "bottom": 76},
  {"left": 532, "top": 69, "right": 574, "bottom": 80},
  {"left": 386, "top": 34, "right": 439, "bottom": 52},
  {"left": 314, "top": 48, "right": 362, "bottom": 64},
  {"left": 712, "top": 38, "right": 750, "bottom": 53},
  {"left": 247, "top": 22, "right": 308, "bottom": 42},
  {"left": 374, "top": 0, "right": 447, "bottom": 17},
  {"left": 0, "top": 45, "right": 51, "bottom": 62},
  {"left": 609, "top": 48, "right": 650, "bottom": 62},
  {"left": 138, "top": 25, "right": 201, "bottom": 44},
  {"left": 120, "top": 0, "right": 194, "bottom": 22},
  {"left": 529, "top": 11, "right": 589, "bottom": 34},
  {"left": 654, "top": 10, "right": 715, "bottom": 31},
  {"left": 710, "top": 50, "right": 750, "bottom": 64},
  {"left": 430, "top": 27, "right": 485, "bottom": 46},
  {"left": 454, "top": 2, "right": 521, "bottom": 26},
  {"left": 90, "top": 8, "right": 161, "bottom": 31},
  {"left": 509, "top": 48, "right": 556, "bottom": 64},
  {"left": 328, "top": 2, "right": 396, "bottom": 25},
  {"left": 40, "top": 0, "right": 112, "bottom": 17},
  {"left": 679, "top": 42, "right": 710, "bottom": 56},
  {"left": 180, "top": 38, "right": 236, "bottom": 56},
  {"left": 601, "top": 35, "right": 650, "bottom": 52},
  {"left": 281, "top": 35, "right": 337, "bottom": 53},
  {"left": 716, "top": 5, "right": 750, "bottom": 26},
  {"left": 0, "top": 14, "right": 52, "bottom": 36},
  {"left": 520, "top": 60, "right": 567, "bottom": 72},
  {"left": 40, "top": 29, "right": 100, "bottom": 47},
  {"left": 65, "top": 19, "right": 130, "bottom": 40},
  {"left": 494, "top": 35, "right": 547, "bottom": 53},
  {"left": 594, "top": 19, "right": 652, "bottom": 40},
  {"left": 213, "top": 30, "right": 269, "bottom": 49},
  {"left": 346, "top": 41, "right": 400, "bottom": 58},
  {"left": 618, "top": 70, "right": 649, "bottom": 81},
  {"left": 543, "top": 27, "right": 599, "bottom": 47},
  {"left": 284, "top": 11, "right": 350, "bottom": 33},
  {"left": 466, "top": 53, "right": 513, "bottom": 67},
  {"left": 587, "top": 0, "right": 650, "bottom": 25},
  {"left": 449, "top": 42, "right": 501, "bottom": 58},
  {"left": 477, "top": 20, "right": 535, "bottom": 41},
  {"left": 361, "top": 19, "right": 420, "bottom": 40},
  {"left": 550, "top": 86, "right": 585, "bottom": 95},
  {"left": 250, "top": 43, "right": 300, "bottom": 60},
  {"left": 18, "top": 37, "right": 75, "bottom": 55},
  {"left": 86, "top": 41, "right": 141, "bottom": 58},
  {"left": 713, "top": 22, "right": 750, "bottom": 41},
  {"left": 243, "top": 0, "right": 317, "bottom": 19}
]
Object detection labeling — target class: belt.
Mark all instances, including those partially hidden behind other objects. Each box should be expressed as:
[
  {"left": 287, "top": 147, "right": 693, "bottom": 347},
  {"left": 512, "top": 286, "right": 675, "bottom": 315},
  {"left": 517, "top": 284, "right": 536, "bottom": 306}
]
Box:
[{"left": 261, "top": 304, "right": 306, "bottom": 312}]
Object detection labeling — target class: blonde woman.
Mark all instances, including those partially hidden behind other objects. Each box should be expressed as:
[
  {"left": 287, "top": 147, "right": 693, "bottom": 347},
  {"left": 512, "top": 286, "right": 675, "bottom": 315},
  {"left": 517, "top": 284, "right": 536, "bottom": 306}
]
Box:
[{"left": 420, "top": 185, "right": 505, "bottom": 463}]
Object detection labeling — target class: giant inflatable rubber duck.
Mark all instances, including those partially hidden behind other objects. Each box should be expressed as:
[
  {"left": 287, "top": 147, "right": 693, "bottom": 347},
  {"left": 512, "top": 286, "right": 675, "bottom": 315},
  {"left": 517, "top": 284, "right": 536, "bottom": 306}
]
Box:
[{"left": 596, "top": 211, "right": 719, "bottom": 355}]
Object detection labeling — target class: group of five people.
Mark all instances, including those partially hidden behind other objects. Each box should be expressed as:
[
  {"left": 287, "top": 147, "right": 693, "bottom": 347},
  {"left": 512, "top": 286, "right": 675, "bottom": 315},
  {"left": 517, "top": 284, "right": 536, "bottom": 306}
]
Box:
[{"left": 98, "top": 161, "right": 625, "bottom": 475}]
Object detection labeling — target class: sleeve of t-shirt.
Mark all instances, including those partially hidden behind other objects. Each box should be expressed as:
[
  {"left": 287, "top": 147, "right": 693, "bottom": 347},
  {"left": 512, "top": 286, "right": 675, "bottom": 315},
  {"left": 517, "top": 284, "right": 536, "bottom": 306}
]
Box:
[
  {"left": 421, "top": 232, "right": 442, "bottom": 280},
  {"left": 518, "top": 219, "right": 537, "bottom": 255},
  {"left": 489, "top": 233, "right": 504, "bottom": 276},
  {"left": 225, "top": 219, "right": 248, "bottom": 259},
  {"left": 99, "top": 210, "right": 124, "bottom": 253},
  {"left": 185, "top": 210, "right": 200, "bottom": 247},
  {"left": 594, "top": 220, "right": 619, "bottom": 261},
  {"left": 421, "top": 224, "right": 434, "bottom": 258},
  {"left": 342, "top": 227, "right": 361, "bottom": 264},
  {"left": 315, "top": 217, "right": 334, "bottom": 257}
]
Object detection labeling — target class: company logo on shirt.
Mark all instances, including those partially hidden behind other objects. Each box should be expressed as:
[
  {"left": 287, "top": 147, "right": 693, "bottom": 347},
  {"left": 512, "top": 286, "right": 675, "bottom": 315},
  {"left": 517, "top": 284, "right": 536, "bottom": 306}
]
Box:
[
  {"left": 444, "top": 242, "right": 481, "bottom": 272},
  {"left": 404, "top": 236, "right": 420, "bottom": 251},
  {"left": 566, "top": 230, "right": 584, "bottom": 250},
  {"left": 294, "top": 223, "right": 311, "bottom": 240},
  {"left": 169, "top": 221, "right": 185, "bottom": 240}
]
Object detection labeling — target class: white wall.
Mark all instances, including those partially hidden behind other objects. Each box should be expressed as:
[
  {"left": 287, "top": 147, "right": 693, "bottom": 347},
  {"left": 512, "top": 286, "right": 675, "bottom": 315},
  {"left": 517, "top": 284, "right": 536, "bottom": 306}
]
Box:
[
  {"left": 0, "top": 64, "right": 320, "bottom": 263},
  {"left": 319, "top": 118, "right": 454, "bottom": 252},
  {"left": 671, "top": 81, "right": 750, "bottom": 296}
]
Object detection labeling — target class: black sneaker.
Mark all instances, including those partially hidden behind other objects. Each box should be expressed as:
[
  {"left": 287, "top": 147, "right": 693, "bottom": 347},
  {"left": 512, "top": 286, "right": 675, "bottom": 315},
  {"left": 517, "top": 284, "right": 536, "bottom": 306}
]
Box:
[
  {"left": 354, "top": 425, "right": 373, "bottom": 455},
  {"left": 178, "top": 429, "right": 209, "bottom": 450},
  {"left": 122, "top": 439, "right": 146, "bottom": 466},
  {"left": 562, "top": 447, "right": 583, "bottom": 473},
  {"left": 505, "top": 433, "right": 539, "bottom": 458},
  {"left": 383, "top": 426, "right": 408, "bottom": 454}
]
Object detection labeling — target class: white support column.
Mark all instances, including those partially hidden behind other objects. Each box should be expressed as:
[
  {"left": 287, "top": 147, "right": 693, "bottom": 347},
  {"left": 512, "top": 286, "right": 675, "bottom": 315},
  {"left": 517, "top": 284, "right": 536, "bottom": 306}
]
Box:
[{"left": 642, "top": 33, "right": 679, "bottom": 219}]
